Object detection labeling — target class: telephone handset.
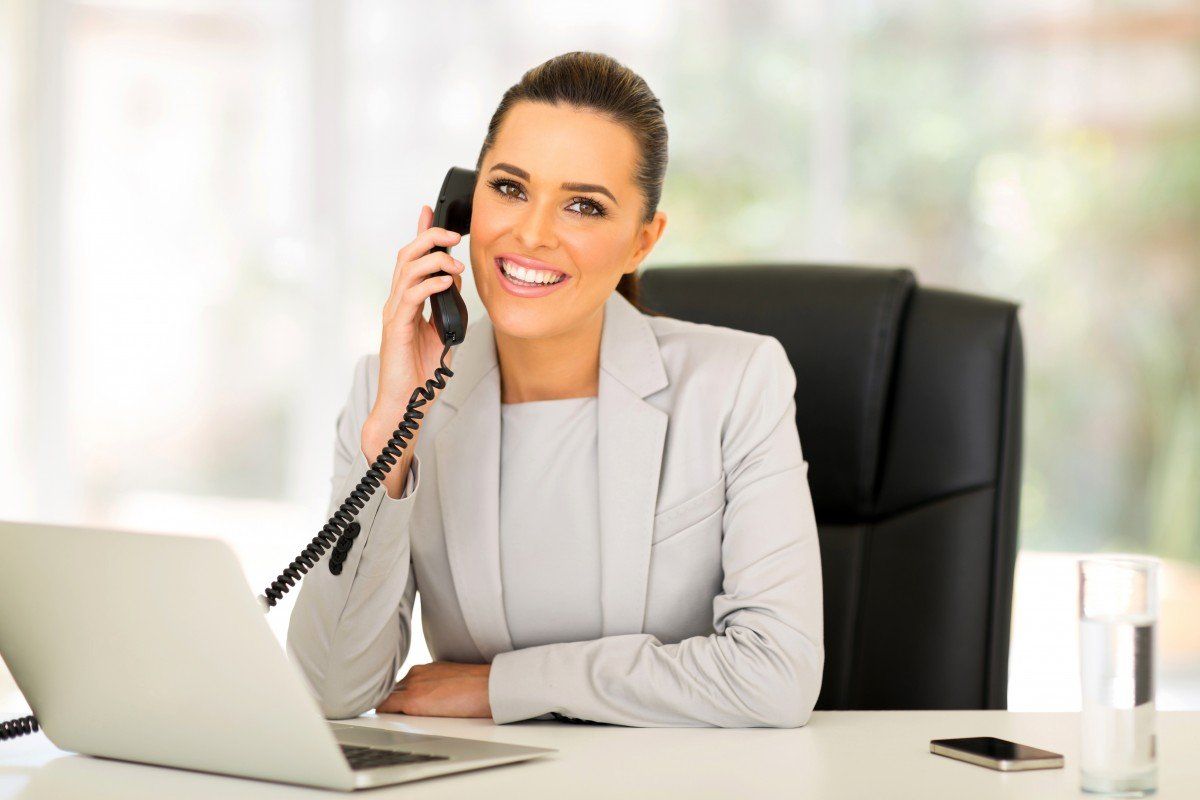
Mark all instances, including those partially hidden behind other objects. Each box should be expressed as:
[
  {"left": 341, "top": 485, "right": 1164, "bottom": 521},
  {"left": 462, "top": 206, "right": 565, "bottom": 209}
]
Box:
[
  {"left": 427, "top": 167, "right": 475, "bottom": 346},
  {"left": 0, "top": 167, "right": 479, "bottom": 743}
]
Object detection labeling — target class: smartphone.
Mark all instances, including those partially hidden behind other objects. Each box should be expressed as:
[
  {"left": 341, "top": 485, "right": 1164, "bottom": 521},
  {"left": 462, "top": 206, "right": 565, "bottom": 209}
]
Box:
[{"left": 930, "top": 737, "right": 1064, "bottom": 772}]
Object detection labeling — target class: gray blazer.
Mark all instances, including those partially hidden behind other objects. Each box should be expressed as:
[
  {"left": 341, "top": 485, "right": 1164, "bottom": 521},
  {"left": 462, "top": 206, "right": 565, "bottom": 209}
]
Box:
[{"left": 286, "top": 291, "right": 824, "bottom": 727}]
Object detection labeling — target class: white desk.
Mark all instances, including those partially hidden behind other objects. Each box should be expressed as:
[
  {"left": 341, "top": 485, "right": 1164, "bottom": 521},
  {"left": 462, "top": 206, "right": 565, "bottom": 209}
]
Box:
[{"left": 1, "top": 710, "right": 1196, "bottom": 799}]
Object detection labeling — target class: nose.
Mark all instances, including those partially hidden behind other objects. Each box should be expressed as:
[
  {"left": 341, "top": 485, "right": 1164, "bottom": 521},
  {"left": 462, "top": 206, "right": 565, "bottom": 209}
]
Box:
[{"left": 512, "top": 198, "right": 558, "bottom": 251}]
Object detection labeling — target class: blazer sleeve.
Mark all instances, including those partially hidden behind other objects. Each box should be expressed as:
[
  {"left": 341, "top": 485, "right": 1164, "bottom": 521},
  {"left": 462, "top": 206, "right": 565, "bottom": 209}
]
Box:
[
  {"left": 285, "top": 353, "right": 422, "bottom": 719},
  {"left": 487, "top": 336, "right": 825, "bottom": 728}
]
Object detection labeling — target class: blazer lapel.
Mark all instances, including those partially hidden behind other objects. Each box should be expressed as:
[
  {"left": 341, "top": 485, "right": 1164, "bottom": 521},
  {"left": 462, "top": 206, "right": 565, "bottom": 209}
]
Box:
[
  {"left": 435, "top": 317, "right": 512, "bottom": 660},
  {"left": 596, "top": 293, "right": 669, "bottom": 636},
  {"left": 436, "top": 292, "right": 669, "bottom": 661}
]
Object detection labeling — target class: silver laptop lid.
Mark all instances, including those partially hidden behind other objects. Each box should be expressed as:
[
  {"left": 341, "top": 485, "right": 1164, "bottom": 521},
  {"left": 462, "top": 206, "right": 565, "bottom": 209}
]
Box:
[{"left": 0, "top": 519, "right": 355, "bottom": 791}]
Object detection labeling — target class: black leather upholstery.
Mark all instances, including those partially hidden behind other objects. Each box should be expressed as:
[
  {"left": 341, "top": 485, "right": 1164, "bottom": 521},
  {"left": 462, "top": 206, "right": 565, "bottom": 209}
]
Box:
[{"left": 640, "top": 264, "right": 1023, "bottom": 710}]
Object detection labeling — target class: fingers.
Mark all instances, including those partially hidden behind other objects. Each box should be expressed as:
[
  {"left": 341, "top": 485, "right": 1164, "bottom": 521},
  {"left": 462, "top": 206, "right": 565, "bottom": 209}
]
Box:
[
  {"left": 390, "top": 205, "right": 460, "bottom": 292},
  {"left": 377, "top": 670, "right": 414, "bottom": 714},
  {"left": 378, "top": 663, "right": 483, "bottom": 718},
  {"left": 397, "top": 662, "right": 436, "bottom": 683},
  {"left": 383, "top": 273, "right": 452, "bottom": 324},
  {"left": 385, "top": 253, "right": 464, "bottom": 323},
  {"left": 396, "top": 226, "right": 461, "bottom": 273},
  {"left": 389, "top": 232, "right": 459, "bottom": 295},
  {"left": 396, "top": 250, "right": 465, "bottom": 292},
  {"left": 377, "top": 690, "right": 405, "bottom": 714},
  {"left": 383, "top": 206, "right": 467, "bottom": 323}
]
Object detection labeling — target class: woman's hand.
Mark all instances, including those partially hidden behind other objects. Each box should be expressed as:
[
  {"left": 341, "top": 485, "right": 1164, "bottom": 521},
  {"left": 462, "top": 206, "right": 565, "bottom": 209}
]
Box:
[
  {"left": 376, "top": 661, "right": 492, "bottom": 719},
  {"left": 361, "top": 205, "right": 467, "bottom": 498}
]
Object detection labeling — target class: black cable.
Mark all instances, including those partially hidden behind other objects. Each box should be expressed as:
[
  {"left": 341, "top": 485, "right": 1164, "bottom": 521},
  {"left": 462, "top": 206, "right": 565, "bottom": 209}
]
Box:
[
  {"left": 261, "top": 341, "right": 455, "bottom": 607},
  {"left": 1, "top": 341, "right": 456, "bottom": 742},
  {"left": 0, "top": 715, "right": 38, "bottom": 741}
]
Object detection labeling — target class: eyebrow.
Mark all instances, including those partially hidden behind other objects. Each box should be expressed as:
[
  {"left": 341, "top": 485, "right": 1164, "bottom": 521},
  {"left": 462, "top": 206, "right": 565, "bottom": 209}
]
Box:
[{"left": 488, "top": 162, "right": 619, "bottom": 206}]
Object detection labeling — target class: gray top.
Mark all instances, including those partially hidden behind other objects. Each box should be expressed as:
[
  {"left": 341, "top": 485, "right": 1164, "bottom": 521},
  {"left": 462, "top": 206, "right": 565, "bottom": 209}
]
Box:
[{"left": 499, "top": 396, "right": 602, "bottom": 650}]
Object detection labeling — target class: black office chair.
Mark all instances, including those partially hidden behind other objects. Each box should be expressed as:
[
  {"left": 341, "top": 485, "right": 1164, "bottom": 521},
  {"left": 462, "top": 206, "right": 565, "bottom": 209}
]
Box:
[{"left": 640, "top": 264, "right": 1023, "bottom": 710}]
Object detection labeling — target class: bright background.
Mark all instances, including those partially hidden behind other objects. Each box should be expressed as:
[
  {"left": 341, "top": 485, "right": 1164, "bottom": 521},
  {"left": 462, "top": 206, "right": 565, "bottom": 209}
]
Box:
[{"left": 2, "top": 0, "right": 1198, "bottom": 713}]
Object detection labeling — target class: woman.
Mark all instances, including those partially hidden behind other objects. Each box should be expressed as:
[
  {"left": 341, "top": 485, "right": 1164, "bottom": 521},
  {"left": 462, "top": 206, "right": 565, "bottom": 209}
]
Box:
[{"left": 287, "top": 51, "right": 824, "bottom": 728}]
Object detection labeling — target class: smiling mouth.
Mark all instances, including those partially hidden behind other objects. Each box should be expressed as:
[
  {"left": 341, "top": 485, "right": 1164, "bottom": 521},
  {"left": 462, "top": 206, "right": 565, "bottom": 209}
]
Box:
[{"left": 496, "top": 257, "right": 568, "bottom": 286}]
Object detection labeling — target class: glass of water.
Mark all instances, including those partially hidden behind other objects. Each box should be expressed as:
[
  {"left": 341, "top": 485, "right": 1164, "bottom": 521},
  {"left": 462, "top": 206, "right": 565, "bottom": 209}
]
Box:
[{"left": 1078, "top": 555, "right": 1160, "bottom": 796}]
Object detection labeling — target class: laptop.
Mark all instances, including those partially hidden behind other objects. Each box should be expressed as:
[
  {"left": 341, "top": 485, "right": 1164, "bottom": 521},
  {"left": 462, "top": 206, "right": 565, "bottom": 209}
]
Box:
[{"left": 0, "top": 519, "right": 554, "bottom": 791}]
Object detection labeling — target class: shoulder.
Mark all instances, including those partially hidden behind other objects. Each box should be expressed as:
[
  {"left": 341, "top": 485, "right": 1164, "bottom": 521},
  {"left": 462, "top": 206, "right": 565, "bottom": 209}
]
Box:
[
  {"left": 641, "top": 311, "right": 800, "bottom": 467},
  {"left": 644, "top": 312, "right": 795, "bottom": 399}
]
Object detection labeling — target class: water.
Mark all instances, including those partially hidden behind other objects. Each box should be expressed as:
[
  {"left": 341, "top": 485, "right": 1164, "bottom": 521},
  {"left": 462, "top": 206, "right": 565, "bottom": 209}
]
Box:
[{"left": 1079, "top": 616, "right": 1157, "bottom": 796}]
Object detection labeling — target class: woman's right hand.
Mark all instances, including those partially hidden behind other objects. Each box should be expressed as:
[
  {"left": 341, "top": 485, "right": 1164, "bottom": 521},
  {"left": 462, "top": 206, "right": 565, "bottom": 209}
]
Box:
[{"left": 361, "top": 204, "right": 466, "bottom": 498}]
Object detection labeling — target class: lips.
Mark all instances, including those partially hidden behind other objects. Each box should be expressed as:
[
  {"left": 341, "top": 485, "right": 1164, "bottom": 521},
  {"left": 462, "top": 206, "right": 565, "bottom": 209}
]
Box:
[{"left": 494, "top": 254, "right": 572, "bottom": 299}]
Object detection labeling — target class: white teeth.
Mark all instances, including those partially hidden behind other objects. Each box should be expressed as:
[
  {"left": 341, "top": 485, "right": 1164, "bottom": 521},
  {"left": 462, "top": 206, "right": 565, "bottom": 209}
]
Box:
[{"left": 501, "top": 259, "right": 563, "bottom": 286}]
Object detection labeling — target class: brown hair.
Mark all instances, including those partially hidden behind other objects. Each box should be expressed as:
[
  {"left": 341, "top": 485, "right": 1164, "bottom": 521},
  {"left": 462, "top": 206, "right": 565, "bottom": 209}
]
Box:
[{"left": 475, "top": 51, "right": 667, "bottom": 313}]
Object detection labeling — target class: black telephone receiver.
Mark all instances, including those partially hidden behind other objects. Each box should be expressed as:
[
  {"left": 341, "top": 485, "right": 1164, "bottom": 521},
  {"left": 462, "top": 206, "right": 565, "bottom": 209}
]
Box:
[
  {"left": 0, "top": 167, "right": 479, "bottom": 744},
  {"left": 428, "top": 167, "right": 476, "bottom": 346}
]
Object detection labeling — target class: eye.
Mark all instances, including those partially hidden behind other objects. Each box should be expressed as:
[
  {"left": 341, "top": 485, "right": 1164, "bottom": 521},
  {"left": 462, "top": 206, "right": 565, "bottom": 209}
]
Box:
[
  {"left": 568, "top": 197, "right": 608, "bottom": 219},
  {"left": 487, "top": 177, "right": 608, "bottom": 219},
  {"left": 488, "top": 177, "right": 525, "bottom": 200}
]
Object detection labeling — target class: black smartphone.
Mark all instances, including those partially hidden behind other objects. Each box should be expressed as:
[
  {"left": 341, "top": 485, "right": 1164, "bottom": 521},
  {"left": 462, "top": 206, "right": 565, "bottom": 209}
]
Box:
[
  {"left": 427, "top": 167, "right": 477, "bottom": 346},
  {"left": 930, "top": 736, "right": 1064, "bottom": 772}
]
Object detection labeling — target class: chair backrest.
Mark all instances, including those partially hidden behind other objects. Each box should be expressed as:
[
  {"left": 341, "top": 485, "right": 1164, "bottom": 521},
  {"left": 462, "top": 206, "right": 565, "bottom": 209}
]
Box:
[{"left": 640, "top": 264, "right": 1023, "bottom": 710}]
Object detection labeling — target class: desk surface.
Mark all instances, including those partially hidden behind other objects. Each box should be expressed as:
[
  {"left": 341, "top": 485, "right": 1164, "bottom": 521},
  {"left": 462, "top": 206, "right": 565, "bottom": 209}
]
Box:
[{"left": 0, "top": 709, "right": 1196, "bottom": 799}]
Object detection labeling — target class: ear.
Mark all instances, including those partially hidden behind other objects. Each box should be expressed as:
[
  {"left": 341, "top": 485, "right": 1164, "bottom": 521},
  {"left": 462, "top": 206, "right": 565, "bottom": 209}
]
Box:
[{"left": 626, "top": 211, "right": 668, "bottom": 274}]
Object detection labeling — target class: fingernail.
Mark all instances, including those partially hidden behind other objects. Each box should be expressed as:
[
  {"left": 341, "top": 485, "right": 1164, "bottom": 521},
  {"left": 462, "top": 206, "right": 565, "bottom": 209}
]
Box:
[{"left": 441, "top": 275, "right": 453, "bottom": 282}]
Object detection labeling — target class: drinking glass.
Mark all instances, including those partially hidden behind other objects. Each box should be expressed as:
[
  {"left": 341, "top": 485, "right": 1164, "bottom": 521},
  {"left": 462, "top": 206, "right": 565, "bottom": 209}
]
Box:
[{"left": 1078, "top": 555, "right": 1159, "bottom": 796}]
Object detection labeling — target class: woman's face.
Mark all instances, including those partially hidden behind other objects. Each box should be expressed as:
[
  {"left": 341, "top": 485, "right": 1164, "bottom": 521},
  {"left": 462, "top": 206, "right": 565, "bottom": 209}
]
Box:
[{"left": 468, "top": 101, "right": 667, "bottom": 340}]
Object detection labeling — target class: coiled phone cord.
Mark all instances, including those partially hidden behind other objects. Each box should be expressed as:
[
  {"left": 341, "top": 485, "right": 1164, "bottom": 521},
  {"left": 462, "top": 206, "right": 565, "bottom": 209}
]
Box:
[
  {"left": 0, "top": 715, "right": 38, "bottom": 741},
  {"left": 0, "top": 341, "right": 456, "bottom": 741},
  {"left": 260, "top": 340, "right": 455, "bottom": 608}
]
